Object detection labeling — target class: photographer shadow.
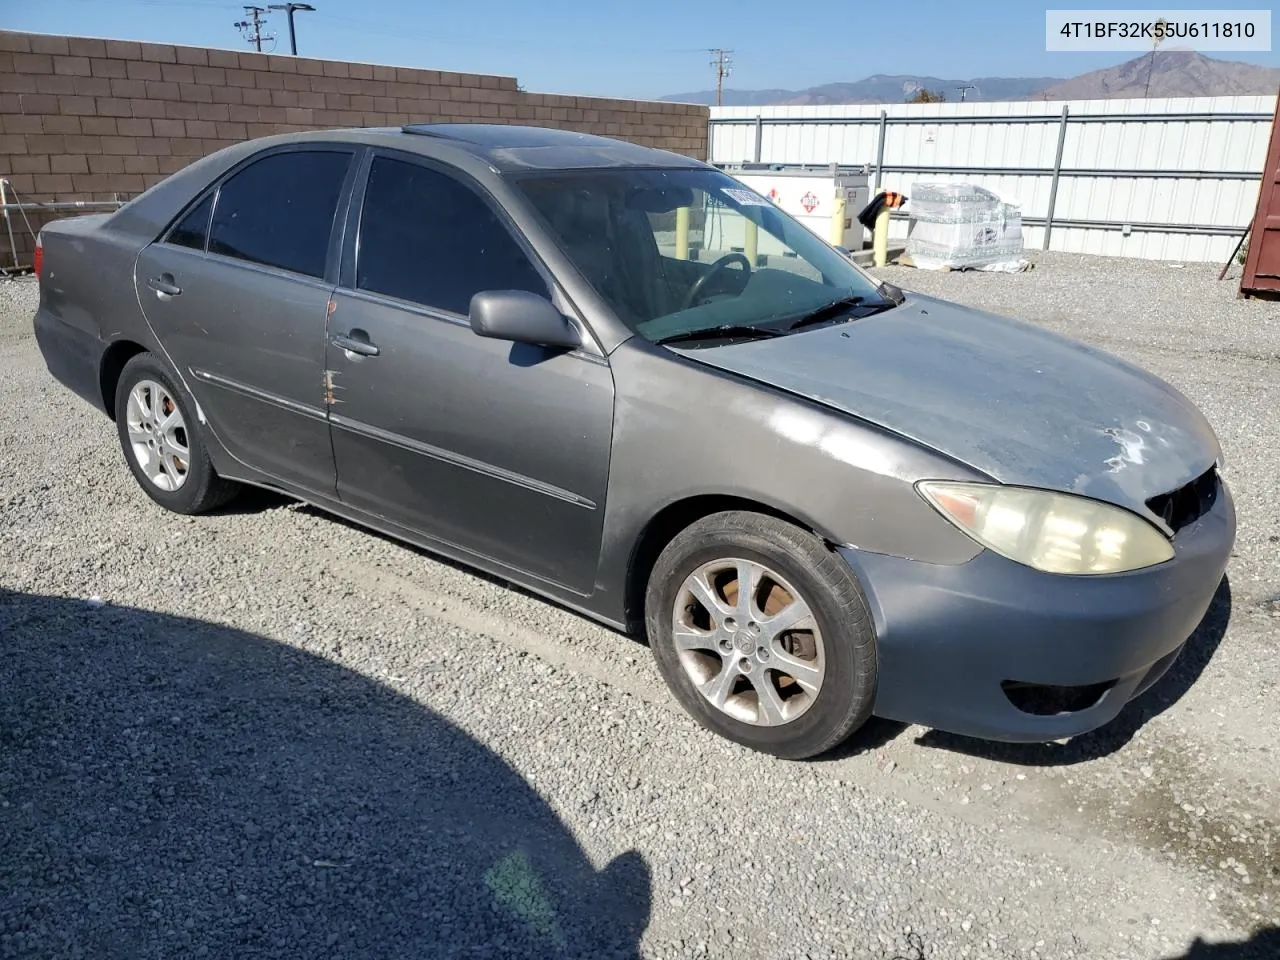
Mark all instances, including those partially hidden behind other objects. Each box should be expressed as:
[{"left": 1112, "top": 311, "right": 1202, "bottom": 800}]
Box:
[{"left": 0, "top": 587, "right": 651, "bottom": 958}]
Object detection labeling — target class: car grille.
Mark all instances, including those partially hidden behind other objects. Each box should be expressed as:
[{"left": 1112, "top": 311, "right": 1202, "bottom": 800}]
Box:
[{"left": 1145, "top": 467, "right": 1219, "bottom": 534}]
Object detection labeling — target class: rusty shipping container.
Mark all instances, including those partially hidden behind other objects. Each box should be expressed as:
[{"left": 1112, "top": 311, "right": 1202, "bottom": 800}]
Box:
[{"left": 1240, "top": 93, "right": 1280, "bottom": 297}]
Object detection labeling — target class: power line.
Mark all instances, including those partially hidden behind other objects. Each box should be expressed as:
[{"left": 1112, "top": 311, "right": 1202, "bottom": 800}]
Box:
[
  {"left": 954, "top": 84, "right": 975, "bottom": 101},
  {"left": 708, "top": 48, "right": 732, "bottom": 106},
  {"left": 233, "top": 5, "right": 274, "bottom": 52},
  {"left": 59, "top": 0, "right": 241, "bottom": 7},
  {"left": 317, "top": 12, "right": 706, "bottom": 56},
  {"left": 55, "top": 1, "right": 709, "bottom": 59}
]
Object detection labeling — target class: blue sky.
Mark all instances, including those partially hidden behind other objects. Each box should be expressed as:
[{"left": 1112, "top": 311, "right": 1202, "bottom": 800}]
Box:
[{"left": 4, "top": 0, "right": 1277, "bottom": 99}]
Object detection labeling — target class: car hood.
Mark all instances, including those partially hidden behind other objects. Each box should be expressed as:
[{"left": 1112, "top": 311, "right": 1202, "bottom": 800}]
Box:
[{"left": 675, "top": 293, "right": 1221, "bottom": 520}]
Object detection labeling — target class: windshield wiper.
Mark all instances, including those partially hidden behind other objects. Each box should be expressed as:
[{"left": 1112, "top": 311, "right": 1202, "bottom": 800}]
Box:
[
  {"left": 782, "top": 295, "right": 870, "bottom": 331},
  {"left": 652, "top": 324, "right": 784, "bottom": 346}
]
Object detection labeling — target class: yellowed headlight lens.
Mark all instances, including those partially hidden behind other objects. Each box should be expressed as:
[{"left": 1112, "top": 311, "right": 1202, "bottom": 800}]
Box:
[{"left": 918, "top": 481, "right": 1175, "bottom": 575}]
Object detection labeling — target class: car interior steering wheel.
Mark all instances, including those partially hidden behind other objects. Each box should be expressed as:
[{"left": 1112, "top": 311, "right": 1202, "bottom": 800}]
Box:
[{"left": 683, "top": 252, "right": 753, "bottom": 310}]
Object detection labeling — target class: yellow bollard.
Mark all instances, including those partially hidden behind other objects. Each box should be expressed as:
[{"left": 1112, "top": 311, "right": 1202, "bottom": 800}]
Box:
[
  {"left": 873, "top": 206, "right": 891, "bottom": 267},
  {"left": 744, "top": 218, "right": 758, "bottom": 266},
  {"left": 829, "top": 192, "right": 847, "bottom": 247},
  {"left": 675, "top": 206, "right": 690, "bottom": 260}
]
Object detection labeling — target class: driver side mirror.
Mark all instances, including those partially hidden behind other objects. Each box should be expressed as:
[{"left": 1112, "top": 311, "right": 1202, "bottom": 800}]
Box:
[{"left": 468, "top": 290, "right": 582, "bottom": 350}]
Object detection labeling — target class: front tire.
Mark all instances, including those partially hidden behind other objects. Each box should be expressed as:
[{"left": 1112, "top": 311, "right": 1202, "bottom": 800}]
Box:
[
  {"left": 113, "top": 352, "right": 240, "bottom": 514},
  {"left": 645, "top": 510, "right": 877, "bottom": 760}
]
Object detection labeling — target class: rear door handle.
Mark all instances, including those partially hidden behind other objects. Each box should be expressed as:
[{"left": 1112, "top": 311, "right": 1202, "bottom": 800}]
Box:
[
  {"left": 147, "top": 274, "right": 182, "bottom": 298},
  {"left": 331, "top": 330, "right": 380, "bottom": 358}
]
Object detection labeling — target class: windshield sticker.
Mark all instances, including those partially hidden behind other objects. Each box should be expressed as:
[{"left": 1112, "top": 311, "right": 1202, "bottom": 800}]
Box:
[{"left": 722, "top": 187, "right": 770, "bottom": 206}]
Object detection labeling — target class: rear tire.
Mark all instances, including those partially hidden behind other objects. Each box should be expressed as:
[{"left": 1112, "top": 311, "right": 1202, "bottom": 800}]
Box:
[
  {"left": 645, "top": 510, "right": 877, "bottom": 760},
  {"left": 113, "top": 352, "right": 240, "bottom": 515}
]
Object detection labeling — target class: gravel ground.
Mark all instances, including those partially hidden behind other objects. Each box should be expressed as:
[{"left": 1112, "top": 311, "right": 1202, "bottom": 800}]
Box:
[{"left": 2, "top": 251, "right": 1277, "bottom": 959}]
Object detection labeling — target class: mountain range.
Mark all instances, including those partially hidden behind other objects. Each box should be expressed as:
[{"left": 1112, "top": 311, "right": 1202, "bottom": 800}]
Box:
[{"left": 660, "top": 51, "right": 1280, "bottom": 105}]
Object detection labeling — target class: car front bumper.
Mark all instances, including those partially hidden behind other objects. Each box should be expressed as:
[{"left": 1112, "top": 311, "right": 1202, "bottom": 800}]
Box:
[{"left": 838, "top": 478, "right": 1236, "bottom": 742}]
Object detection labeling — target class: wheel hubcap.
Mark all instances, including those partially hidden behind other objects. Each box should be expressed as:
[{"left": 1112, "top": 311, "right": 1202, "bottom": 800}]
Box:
[
  {"left": 672, "top": 558, "right": 825, "bottom": 726},
  {"left": 125, "top": 380, "right": 190, "bottom": 492}
]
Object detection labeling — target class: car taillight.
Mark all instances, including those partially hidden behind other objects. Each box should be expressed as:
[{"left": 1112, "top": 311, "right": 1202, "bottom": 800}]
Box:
[{"left": 33, "top": 236, "right": 42, "bottom": 277}]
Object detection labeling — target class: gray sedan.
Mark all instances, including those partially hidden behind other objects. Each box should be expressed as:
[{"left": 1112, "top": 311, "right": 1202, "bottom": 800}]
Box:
[{"left": 32, "top": 124, "right": 1235, "bottom": 759}]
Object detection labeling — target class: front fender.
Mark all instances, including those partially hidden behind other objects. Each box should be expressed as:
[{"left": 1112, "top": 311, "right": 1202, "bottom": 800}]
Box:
[{"left": 589, "top": 338, "right": 989, "bottom": 623}]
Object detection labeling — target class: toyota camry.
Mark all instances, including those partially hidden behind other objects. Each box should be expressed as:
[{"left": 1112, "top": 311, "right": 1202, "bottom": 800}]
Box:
[{"left": 32, "top": 124, "right": 1235, "bottom": 759}]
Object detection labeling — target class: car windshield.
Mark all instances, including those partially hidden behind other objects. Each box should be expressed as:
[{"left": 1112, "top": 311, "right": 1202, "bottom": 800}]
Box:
[{"left": 512, "top": 167, "right": 886, "bottom": 344}]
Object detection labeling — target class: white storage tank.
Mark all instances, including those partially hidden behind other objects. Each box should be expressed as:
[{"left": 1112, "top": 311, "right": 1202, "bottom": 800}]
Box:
[{"left": 718, "top": 162, "right": 872, "bottom": 256}]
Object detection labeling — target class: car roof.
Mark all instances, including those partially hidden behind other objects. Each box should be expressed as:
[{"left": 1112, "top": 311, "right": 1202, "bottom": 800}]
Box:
[
  {"left": 260, "top": 123, "right": 709, "bottom": 173},
  {"left": 104, "top": 122, "right": 709, "bottom": 241},
  {"left": 393, "top": 122, "right": 708, "bottom": 173}
]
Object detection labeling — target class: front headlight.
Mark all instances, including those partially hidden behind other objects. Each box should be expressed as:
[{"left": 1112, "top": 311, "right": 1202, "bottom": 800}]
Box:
[{"left": 917, "top": 481, "right": 1175, "bottom": 575}]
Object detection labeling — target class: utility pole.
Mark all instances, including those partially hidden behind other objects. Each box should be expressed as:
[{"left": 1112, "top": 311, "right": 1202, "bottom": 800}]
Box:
[
  {"left": 954, "top": 84, "right": 975, "bottom": 102},
  {"left": 234, "top": 5, "right": 273, "bottom": 52},
  {"left": 708, "top": 48, "right": 733, "bottom": 106},
  {"left": 268, "top": 2, "right": 315, "bottom": 56}
]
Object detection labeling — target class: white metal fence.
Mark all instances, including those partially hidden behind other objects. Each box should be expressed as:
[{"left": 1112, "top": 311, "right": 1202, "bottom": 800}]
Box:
[{"left": 708, "top": 95, "right": 1277, "bottom": 264}]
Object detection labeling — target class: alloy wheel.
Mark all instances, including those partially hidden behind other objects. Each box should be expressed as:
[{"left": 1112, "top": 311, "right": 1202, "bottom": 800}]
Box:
[
  {"left": 124, "top": 379, "right": 190, "bottom": 492},
  {"left": 671, "top": 558, "right": 826, "bottom": 726}
]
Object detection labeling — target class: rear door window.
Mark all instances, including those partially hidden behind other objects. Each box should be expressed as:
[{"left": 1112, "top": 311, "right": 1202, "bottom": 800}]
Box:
[
  {"left": 207, "top": 149, "right": 353, "bottom": 279},
  {"left": 354, "top": 155, "right": 548, "bottom": 314}
]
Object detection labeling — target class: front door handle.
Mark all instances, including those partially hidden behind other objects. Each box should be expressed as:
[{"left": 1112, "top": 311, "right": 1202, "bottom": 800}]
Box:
[
  {"left": 331, "top": 330, "right": 380, "bottom": 358},
  {"left": 147, "top": 274, "right": 182, "bottom": 298}
]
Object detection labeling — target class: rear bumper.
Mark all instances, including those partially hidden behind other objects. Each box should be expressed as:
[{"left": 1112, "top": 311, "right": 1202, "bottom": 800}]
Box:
[
  {"left": 841, "top": 478, "right": 1235, "bottom": 742},
  {"left": 33, "top": 305, "right": 109, "bottom": 416}
]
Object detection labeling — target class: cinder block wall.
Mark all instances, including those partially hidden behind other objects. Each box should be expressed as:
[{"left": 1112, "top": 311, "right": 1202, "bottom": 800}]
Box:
[{"left": 0, "top": 30, "right": 709, "bottom": 265}]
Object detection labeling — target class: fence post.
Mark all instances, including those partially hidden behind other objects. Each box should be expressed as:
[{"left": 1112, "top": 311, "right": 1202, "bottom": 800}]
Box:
[
  {"left": 873, "top": 109, "right": 887, "bottom": 194},
  {"left": 1043, "top": 104, "right": 1070, "bottom": 251},
  {"left": 0, "top": 180, "right": 18, "bottom": 271},
  {"left": 754, "top": 115, "right": 763, "bottom": 162}
]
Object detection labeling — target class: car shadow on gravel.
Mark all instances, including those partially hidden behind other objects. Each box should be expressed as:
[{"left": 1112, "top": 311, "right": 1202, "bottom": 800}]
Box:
[
  {"left": 278, "top": 504, "right": 916, "bottom": 760},
  {"left": 813, "top": 718, "right": 911, "bottom": 760},
  {"left": 1159, "top": 926, "right": 1280, "bottom": 959},
  {"left": 287, "top": 502, "right": 604, "bottom": 618},
  {"left": 211, "top": 485, "right": 295, "bottom": 515},
  {"left": 912, "top": 575, "right": 1233, "bottom": 767},
  {"left": 0, "top": 588, "right": 652, "bottom": 959},
  {"left": 257, "top": 502, "right": 918, "bottom": 763}
]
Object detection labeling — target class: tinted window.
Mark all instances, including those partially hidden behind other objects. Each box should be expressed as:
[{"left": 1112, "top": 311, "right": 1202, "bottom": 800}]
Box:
[
  {"left": 356, "top": 157, "right": 548, "bottom": 314},
  {"left": 166, "top": 193, "right": 213, "bottom": 250},
  {"left": 208, "top": 150, "right": 352, "bottom": 279}
]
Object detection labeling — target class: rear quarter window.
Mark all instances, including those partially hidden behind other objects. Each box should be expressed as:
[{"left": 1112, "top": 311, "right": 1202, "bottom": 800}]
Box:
[{"left": 165, "top": 193, "right": 213, "bottom": 251}]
